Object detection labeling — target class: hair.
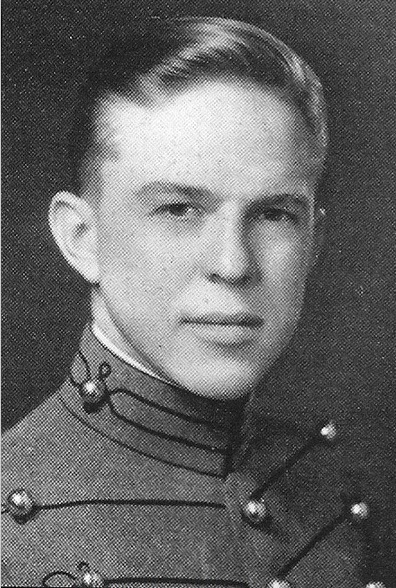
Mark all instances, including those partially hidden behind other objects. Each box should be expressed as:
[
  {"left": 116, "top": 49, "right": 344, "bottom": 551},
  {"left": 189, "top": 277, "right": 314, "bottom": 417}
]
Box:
[{"left": 68, "top": 16, "right": 328, "bottom": 195}]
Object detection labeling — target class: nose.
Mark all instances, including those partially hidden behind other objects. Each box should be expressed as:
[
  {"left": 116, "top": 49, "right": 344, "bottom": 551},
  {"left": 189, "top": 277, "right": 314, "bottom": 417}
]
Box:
[{"left": 199, "top": 203, "right": 257, "bottom": 286}]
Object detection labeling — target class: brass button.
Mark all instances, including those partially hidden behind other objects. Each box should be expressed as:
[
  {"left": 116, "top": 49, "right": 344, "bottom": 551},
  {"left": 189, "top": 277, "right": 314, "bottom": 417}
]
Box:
[
  {"left": 79, "top": 380, "right": 106, "bottom": 406},
  {"left": 319, "top": 420, "right": 337, "bottom": 442},
  {"left": 350, "top": 501, "right": 369, "bottom": 521},
  {"left": 6, "top": 489, "right": 35, "bottom": 521},
  {"left": 242, "top": 498, "right": 270, "bottom": 526},
  {"left": 74, "top": 563, "right": 105, "bottom": 588},
  {"left": 268, "top": 580, "right": 291, "bottom": 588}
]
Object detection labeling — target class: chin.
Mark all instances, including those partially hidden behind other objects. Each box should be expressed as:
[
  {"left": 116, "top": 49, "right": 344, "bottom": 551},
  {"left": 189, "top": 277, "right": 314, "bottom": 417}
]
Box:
[{"left": 170, "top": 362, "right": 264, "bottom": 401}]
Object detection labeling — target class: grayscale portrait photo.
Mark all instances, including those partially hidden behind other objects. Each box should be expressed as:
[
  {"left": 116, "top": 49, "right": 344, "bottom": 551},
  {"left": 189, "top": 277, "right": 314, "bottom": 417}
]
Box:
[{"left": 2, "top": 1, "right": 395, "bottom": 587}]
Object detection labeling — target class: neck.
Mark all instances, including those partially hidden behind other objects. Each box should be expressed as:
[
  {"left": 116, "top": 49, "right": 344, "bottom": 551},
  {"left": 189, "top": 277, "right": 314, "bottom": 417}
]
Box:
[
  {"left": 92, "top": 322, "right": 174, "bottom": 385},
  {"left": 91, "top": 289, "right": 170, "bottom": 381}
]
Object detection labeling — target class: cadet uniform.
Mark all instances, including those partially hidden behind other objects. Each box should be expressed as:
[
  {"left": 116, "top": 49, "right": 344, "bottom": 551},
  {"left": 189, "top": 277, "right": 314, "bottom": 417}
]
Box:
[{"left": 1, "top": 325, "right": 388, "bottom": 587}]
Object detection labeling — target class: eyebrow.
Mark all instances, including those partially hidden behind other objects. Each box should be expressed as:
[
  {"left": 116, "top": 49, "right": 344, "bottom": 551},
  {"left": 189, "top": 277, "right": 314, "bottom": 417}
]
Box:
[
  {"left": 136, "top": 180, "right": 311, "bottom": 210},
  {"left": 136, "top": 181, "right": 213, "bottom": 204}
]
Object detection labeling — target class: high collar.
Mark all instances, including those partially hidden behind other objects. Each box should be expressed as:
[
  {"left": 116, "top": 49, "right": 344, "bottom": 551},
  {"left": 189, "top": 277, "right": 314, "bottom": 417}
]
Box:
[{"left": 60, "top": 324, "right": 247, "bottom": 478}]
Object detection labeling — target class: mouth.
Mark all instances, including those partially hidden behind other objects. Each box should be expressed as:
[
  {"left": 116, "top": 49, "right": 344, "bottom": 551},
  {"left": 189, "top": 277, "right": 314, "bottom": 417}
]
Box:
[
  {"left": 182, "top": 311, "right": 263, "bottom": 327},
  {"left": 181, "top": 312, "right": 263, "bottom": 346}
]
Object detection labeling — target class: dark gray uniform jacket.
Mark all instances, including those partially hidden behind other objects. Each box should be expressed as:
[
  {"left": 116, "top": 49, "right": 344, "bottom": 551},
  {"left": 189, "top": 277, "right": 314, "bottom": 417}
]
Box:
[{"left": 1, "top": 326, "right": 389, "bottom": 587}]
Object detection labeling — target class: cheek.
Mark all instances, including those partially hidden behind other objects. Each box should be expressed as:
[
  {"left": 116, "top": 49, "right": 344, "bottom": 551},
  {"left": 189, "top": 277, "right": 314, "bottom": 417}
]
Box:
[
  {"left": 98, "top": 214, "right": 191, "bottom": 311},
  {"left": 258, "top": 237, "right": 311, "bottom": 303}
]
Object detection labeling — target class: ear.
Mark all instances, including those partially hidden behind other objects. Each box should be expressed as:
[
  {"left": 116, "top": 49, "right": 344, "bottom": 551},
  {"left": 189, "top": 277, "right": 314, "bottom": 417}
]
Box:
[
  {"left": 49, "top": 191, "right": 99, "bottom": 283},
  {"left": 309, "top": 206, "right": 326, "bottom": 270}
]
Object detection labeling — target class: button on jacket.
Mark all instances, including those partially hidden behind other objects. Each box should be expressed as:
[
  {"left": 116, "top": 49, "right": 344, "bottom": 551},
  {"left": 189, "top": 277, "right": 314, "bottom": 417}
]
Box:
[{"left": 1, "top": 325, "right": 388, "bottom": 587}]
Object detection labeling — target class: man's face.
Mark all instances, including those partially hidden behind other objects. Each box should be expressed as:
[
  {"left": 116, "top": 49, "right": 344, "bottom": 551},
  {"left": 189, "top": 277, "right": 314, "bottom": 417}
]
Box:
[{"left": 94, "top": 80, "right": 321, "bottom": 399}]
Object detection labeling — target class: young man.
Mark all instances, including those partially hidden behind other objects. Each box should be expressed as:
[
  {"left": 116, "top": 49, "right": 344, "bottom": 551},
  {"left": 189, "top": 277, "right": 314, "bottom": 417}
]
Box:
[{"left": 2, "top": 17, "right": 386, "bottom": 588}]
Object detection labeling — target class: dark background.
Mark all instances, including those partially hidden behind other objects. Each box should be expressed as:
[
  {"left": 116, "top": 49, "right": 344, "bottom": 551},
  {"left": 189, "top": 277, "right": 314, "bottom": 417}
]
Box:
[{"left": 2, "top": 0, "right": 396, "bottom": 579}]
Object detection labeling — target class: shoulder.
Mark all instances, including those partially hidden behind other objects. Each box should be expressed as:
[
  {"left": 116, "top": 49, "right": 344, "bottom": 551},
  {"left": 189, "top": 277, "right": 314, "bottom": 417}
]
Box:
[
  {"left": 3, "top": 394, "right": 63, "bottom": 477},
  {"left": 1, "top": 394, "right": 69, "bottom": 587},
  {"left": 3, "top": 393, "right": 62, "bottom": 445},
  {"left": 2, "top": 389, "right": 101, "bottom": 506},
  {"left": 2, "top": 393, "right": 74, "bottom": 536}
]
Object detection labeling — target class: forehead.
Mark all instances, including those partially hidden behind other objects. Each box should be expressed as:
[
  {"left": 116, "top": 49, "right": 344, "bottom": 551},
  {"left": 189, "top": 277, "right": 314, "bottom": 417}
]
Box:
[{"left": 97, "top": 80, "right": 322, "bottom": 197}]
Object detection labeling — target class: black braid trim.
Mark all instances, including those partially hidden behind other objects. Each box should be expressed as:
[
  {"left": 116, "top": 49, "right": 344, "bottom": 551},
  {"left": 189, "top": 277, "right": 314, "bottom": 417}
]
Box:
[
  {"left": 42, "top": 570, "right": 75, "bottom": 586},
  {"left": 39, "top": 498, "right": 226, "bottom": 512},
  {"left": 42, "top": 571, "right": 247, "bottom": 587},
  {"left": 111, "top": 387, "right": 223, "bottom": 430},
  {"left": 107, "top": 578, "right": 248, "bottom": 586},
  {"left": 60, "top": 396, "right": 224, "bottom": 478},
  {"left": 106, "top": 396, "right": 227, "bottom": 455},
  {"left": 250, "top": 419, "right": 335, "bottom": 501}
]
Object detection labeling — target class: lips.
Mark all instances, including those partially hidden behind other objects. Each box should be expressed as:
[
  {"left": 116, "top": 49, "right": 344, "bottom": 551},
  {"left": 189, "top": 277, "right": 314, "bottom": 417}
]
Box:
[
  {"left": 181, "top": 311, "right": 263, "bottom": 346},
  {"left": 182, "top": 311, "right": 263, "bottom": 328}
]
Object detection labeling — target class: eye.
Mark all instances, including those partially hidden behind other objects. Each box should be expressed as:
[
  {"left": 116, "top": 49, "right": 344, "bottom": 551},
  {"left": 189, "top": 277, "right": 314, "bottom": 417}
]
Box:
[
  {"left": 258, "top": 207, "right": 297, "bottom": 223},
  {"left": 157, "top": 202, "right": 200, "bottom": 219},
  {"left": 165, "top": 203, "right": 193, "bottom": 216}
]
